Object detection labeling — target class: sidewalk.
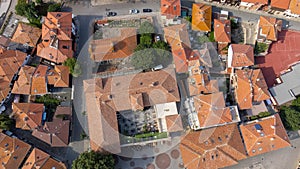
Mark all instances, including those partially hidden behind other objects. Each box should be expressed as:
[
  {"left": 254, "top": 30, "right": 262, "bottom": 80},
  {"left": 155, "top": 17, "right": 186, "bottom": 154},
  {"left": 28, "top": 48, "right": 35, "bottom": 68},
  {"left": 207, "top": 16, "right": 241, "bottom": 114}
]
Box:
[
  {"left": 0, "top": 0, "right": 11, "bottom": 16},
  {"left": 91, "top": 0, "right": 147, "bottom": 6}
]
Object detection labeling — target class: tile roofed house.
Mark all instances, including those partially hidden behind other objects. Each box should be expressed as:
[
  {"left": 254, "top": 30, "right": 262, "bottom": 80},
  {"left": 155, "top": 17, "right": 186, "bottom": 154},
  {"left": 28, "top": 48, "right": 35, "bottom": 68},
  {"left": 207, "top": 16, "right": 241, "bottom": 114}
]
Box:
[
  {"left": 240, "top": 114, "right": 290, "bottom": 156},
  {"left": 12, "top": 23, "right": 42, "bottom": 47},
  {"left": 12, "top": 103, "right": 44, "bottom": 130},
  {"left": 289, "top": 0, "right": 300, "bottom": 15},
  {"left": 89, "top": 28, "right": 137, "bottom": 62},
  {"left": 31, "top": 65, "right": 48, "bottom": 95},
  {"left": 165, "top": 114, "right": 183, "bottom": 132},
  {"left": 164, "top": 24, "right": 198, "bottom": 73},
  {"left": 0, "top": 35, "right": 11, "bottom": 49},
  {"left": 271, "top": 0, "right": 291, "bottom": 10},
  {"left": 258, "top": 16, "right": 282, "bottom": 42},
  {"left": 160, "top": 0, "right": 181, "bottom": 19},
  {"left": 47, "top": 65, "right": 69, "bottom": 87},
  {"left": 0, "top": 50, "right": 27, "bottom": 102},
  {"left": 32, "top": 106, "right": 71, "bottom": 147},
  {"left": 269, "top": 63, "right": 300, "bottom": 105},
  {"left": 83, "top": 68, "right": 180, "bottom": 153},
  {"left": 241, "top": 0, "right": 268, "bottom": 4},
  {"left": 180, "top": 124, "right": 247, "bottom": 169},
  {"left": 37, "top": 12, "right": 73, "bottom": 64},
  {"left": 12, "top": 66, "right": 36, "bottom": 95},
  {"left": 234, "top": 69, "right": 270, "bottom": 110},
  {"left": 191, "top": 4, "right": 212, "bottom": 32},
  {"left": 228, "top": 44, "right": 254, "bottom": 68},
  {"left": 22, "top": 148, "right": 67, "bottom": 169},
  {"left": 0, "top": 133, "right": 31, "bottom": 169},
  {"left": 214, "top": 19, "right": 231, "bottom": 43},
  {"left": 193, "top": 92, "right": 238, "bottom": 128}
]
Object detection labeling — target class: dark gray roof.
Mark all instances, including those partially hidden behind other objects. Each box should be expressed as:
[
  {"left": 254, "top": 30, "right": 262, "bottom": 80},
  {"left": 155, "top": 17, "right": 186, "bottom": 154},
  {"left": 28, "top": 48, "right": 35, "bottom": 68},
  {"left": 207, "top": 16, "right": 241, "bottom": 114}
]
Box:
[{"left": 269, "top": 63, "right": 300, "bottom": 105}]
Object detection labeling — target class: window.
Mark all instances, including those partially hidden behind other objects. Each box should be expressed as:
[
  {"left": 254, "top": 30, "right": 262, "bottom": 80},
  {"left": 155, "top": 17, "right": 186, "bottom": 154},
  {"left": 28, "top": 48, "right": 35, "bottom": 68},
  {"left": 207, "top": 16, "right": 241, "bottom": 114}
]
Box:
[
  {"left": 174, "top": 5, "right": 177, "bottom": 10},
  {"left": 62, "top": 45, "right": 69, "bottom": 49}
]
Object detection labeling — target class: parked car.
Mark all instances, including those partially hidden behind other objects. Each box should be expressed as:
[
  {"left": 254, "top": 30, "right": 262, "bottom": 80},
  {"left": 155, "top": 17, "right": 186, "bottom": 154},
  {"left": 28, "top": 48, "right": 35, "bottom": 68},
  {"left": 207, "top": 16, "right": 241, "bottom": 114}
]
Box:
[
  {"left": 129, "top": 9, "right": 139, "bottom": 14},
  {"left": 106, "top": 12, "right": 117, "bottom": 17},
  {"left": 143, "top": 8, "right": 152, "bottom": 13}
]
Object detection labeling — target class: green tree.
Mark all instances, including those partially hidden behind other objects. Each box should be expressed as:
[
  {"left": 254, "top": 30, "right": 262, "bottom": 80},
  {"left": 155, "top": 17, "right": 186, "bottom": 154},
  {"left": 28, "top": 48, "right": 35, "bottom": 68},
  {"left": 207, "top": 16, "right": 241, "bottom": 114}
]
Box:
[
  {"left": 255, "top": 42, "right": 268, "bottom": 54},
  {"left": 152, "top": 41, "right": 170, "bottom": 51},
  {"left": 72, "top": 151, "right": 115, "bottom": 169},
  {"left": 208, "top": 31, "right": 215, "bottom": 42},
  {"left": 139, "top": 21, "right": 155, "bottom": 34},
  {"left": 63, "top": 58, "right": 77, "bottom": 74},
  {"left": 280, "top": 106, "right": 300, "bottom": 131},
  {"left": 0, "top": 114, "right": 14, "bottom": 130},
  {"left": 35, "top": 0, "right": 43, "bottom": 5},
  {"left": 72, "top": 62, "right": 82, "bottom": 77},
  {"left": 15, "top": 0, "right": 28, "bottom": 16},
  {"left": 47, "top": 3, "right": 61, "bottom": 12},
  {"left": 140, "top": 34, "right": 152, "bottom": 47},
  {"left": 131, "top": 49, "right": 156, "bottom": 70},
  {"left": 258, "top": 111, "right": 271, "bottom": 118}
]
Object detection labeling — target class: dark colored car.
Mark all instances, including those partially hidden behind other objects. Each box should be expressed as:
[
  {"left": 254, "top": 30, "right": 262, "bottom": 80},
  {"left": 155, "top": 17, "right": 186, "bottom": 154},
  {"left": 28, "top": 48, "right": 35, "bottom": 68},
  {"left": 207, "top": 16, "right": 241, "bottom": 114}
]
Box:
[
  {"left": 106, "top": 12, "right": 117, "bottom": 16},
  {"left": 143, "top": 8, "right": 152, "bottom": 13}
]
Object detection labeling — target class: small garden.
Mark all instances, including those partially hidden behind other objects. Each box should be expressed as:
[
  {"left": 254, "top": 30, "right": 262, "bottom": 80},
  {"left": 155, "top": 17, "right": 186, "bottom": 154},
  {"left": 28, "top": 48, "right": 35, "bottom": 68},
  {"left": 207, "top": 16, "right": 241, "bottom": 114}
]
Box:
[
  {"left": 35, "top": 94, "right": 60, "bottom": 120},
  {"left": 254, "top": 42, "right": 269, "bottom": 55},
  {"left": 248, "top": 111, "right": 272, "bottom": 121},
  {"left": 280, "top": 97, "right": 300, "bottom": 131},
  {"left": 120, "top": 132, "right": 168, "bottom": 144}
]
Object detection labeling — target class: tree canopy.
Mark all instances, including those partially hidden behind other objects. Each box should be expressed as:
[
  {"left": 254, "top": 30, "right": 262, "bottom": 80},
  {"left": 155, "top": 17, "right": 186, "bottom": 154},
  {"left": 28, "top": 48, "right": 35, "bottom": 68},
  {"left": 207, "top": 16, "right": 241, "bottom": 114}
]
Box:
[
  {"left": 255, "top": 42, "right": 268, "bottom": 55},
  {"left": 139, "top": 21, "right": 155, "bottom": 34},
  {"left": 47, "top": 3, "right": 61, "bottom": 12},
  {"left": 279, "top": 97, "right": 300, "bottom": 131},
  {"left": 72, "top": 151, "right": 115, "bottom": 169},
  {"left": 0, "top": 114, "right": 14, "bottom": 130},
  {"left": 63, "top": 58, "right": 81, "bottom": 77},
  {"left": 131, "top": 48, "right": 156, "bottom": 70}
]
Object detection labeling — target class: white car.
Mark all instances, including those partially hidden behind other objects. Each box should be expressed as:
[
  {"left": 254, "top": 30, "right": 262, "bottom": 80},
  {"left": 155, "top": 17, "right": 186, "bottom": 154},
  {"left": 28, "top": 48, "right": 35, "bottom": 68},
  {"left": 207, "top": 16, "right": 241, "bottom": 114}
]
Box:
[{"left": 129, "top": 9, "right": 139, "bottom": 14}]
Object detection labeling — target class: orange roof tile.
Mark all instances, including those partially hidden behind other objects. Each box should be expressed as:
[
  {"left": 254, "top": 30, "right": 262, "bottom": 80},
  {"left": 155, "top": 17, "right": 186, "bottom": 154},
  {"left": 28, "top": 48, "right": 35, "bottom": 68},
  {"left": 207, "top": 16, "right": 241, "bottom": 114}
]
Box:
[
  {"left": 12, "top": 23, "right": 41, "bottom": 47},
  {"left": 258, "top": 16, "right": 282, "bottom": 41},
  {"left": 0, "top": 35, "right": 10, "bottom": 48},
  {"left": 31, "top": 65, "right": 48, "bottom": 95},
  {"left": 83, "top": 69, "right": 180, "bottom": 153},
  {"left": 241, "top": 0, "right": 268, "bottom": 4},
  {"left": 180, "top": 124, "right": 247, "bottom": 169},
  {"left": 161, "top": 0, "right": 181, "bottom": 19},
  {"left": 192, "top": 4, "right": 212, "bottom": 32},
  {"left": 12, "top": 66, "right": 36, "bottom": 95},
  {"left": 12, "top": 103, "right": 44, "bottom": 130},
  {"left": 289, "top": 0, "right": 300, "bottom": 15},
  {"left": 40, "top": 157, "right": 66, "bottom": 169},
  {"left": 165, "top": 114, "right": 183, "bottom": 132},
  {"left": 235, "top": 69, "right": 270, "bottom": 110},
  {"left": 229, "top": 44, "right": 254, "bottom": 68},
  {"left": 240, "top": 114, "right": 290, "bottom": 156},
  {"left": 193, "top": 92, "right": 233, "bottom": 128},
  {"left": 89, "top": 28, "right": 137, "bottom": 61},
  {"left": 0, "top": 133, "right": 31, "bottom": 169},
  {"left": 37, "top": 12, "right": 73, "bottom": 64},
  {"left": 53, "top": 106, "right": 72, "bottom": 120},
  {"left": 271, "top": 0, "right": 291, "bottom": 10},
  {"left": 214, "top": 19, "right": 231, "bottom": 43},
  {"left": 47, "top": 65, "right": 69, "bottom": 87},
  {"left": 0, "top": 50, "right": 27, "bottom": 101}
]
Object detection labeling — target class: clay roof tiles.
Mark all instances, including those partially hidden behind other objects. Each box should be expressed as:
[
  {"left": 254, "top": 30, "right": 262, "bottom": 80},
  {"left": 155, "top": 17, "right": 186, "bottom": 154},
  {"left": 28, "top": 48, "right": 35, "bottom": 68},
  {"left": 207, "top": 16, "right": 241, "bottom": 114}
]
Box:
[
  {"left": 192, "top": 4, "right": 212, "bottom": 32},
  {"left": 47, "top": 65, "right": 69, "bottom": 87},
  {"left": 31, "top": 65, "right": 48, "bottom": 95},
  {"left": 289, "top": 0, "right": 300, "bottom": 15},
  {"left": 214, "top": 19, "right": 231, "bottom": 43},
  {"left": 12, "top": 23, "right": 41, "bottom": 47},
  {"left": 230, "top": 44, "right": 254, "bottom": 68},
  {"left": 12, "top": 66, "right": 36, "bottom": 95},
  {"left": 161, "top": 0, "right": 181, "bottom": 19},
  {"left": 271, "top": 0, "right": 291, "bottom": 10},
  {"left": 258, "top": 16, "right": 282, "bottom": 41}
]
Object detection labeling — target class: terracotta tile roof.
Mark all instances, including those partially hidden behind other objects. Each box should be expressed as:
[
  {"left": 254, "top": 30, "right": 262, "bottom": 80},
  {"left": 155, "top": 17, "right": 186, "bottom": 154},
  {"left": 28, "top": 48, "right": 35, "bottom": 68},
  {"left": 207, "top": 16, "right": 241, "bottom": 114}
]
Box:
[
  {"left": 180, "top": 124, "right": 247, "bottom": 169},
  {"left": 228, "top": 44, "right": 254, "bottom": 68},
  {"left": 192, "top": 4, "right": 212, "bottom": 32},
  {"left": 271, "top": 0, "right": 291, "bottom": 10},
  {"left": 0, "top": 50, "right": 27, "bottom": 101},
  {"left": 12, "top": 103, "right": 44, "bottom": 130},
  {"left": 193, "top": 92, "right": 233, "bottom": 128},
  {"left": 22, "top": 148, "right": 66, "bottom": 169},
  {"left": 83, "top": 69, "right": 179, "bottom": 153},
  {"left": 289, "top": 0, "right": 300, "bottom": 15},
  {"left": 214, "top": 19, "right": 231, "bottom": 43},
  {"left": 165, "top": 114, "right": 183, "bottom": 132},
  {"left": 12, "top": 66, "right": 36, "bottom": 95},
  {"left": 53, "top": 106, "right": 72, "bottom": 120},
  {"left": 235, "top": 69, "right": 270, "bottom": 110},
  {"left": 12, "top": 23, "right": 41, "bottom": 47},
  {"left": 0, "top": 35, "right": 11, "bottom": 48},
  {"left": 89, "top": 28, "right": 137, "bottom": 61},
  {"left": 241, "top": 0, "right": 268, "bottom": 4},
  {"left": 32, "top": 118, "right": 70, "bottom": 147},
  {"left": 37, "top": 12, "right": 73, "bottom": 64},
  {"left": 164, "top": 24, "right": 195, "bottom": 73},
  {"left": 160, "top": 0, "right": 181, "bottom": 19},
  {"left": 47, "top": 65, "right": 69, "bottom": 87},
  {"left": 31, "top": 65, "right": 48, "bottom": 95},
  {"left": 258, "top": 16, "right": 282, "bottom": 41},
  {"left": 240, "top": 114, "right": 290, "bottom": 156},
  {"left": 0, "top": 133, "right": 31, "bottom": 169},
  {"left": 256, "top": 30, "right": 300, "bottom": 87}
]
